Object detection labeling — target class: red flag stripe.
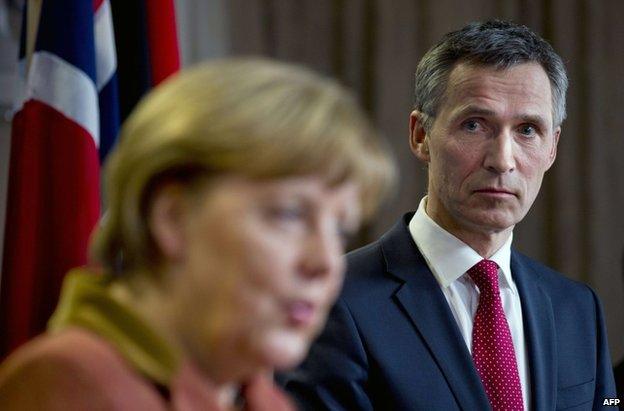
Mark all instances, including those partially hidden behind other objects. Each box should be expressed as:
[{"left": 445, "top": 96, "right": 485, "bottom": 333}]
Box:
[
  {"left": 93, "top": 0, "right": 104, "bottom": 12},
  {"left": 145, "top": 0, "right": 180, "bottom": 85},
  {"left": 1, "top": 101, "right": 100, "bottom": 355}
]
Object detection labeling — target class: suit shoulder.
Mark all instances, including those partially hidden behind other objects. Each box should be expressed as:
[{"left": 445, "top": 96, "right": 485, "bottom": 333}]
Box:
[
  {"left": 513, "top": 250, "right": 595, "bottom": 298},
  {"left": 343, "top": 240, "right": 389, "bottom": 289},
  {"left": 340, "top": 239, "right": 405, "bottom": 313},
  {"left": 346, "top": 240, "right": 384, "bottom": 270},
  {"left": 0, "top": 328, "right": 165, "bottom": 411}
]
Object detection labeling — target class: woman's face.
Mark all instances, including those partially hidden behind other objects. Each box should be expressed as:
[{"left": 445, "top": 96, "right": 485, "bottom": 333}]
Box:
[{"left": 166, "top": 175, "right": 360, "bottom": 382}]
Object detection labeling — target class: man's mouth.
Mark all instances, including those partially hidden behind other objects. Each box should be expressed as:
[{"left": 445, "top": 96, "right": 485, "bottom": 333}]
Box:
[{"left": 473, "top": 188, "right": 516, "bottom": 197}]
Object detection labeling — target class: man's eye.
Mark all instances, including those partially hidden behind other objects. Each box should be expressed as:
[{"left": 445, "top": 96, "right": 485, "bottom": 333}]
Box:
[
  {"left": 462, "top": 120, "right": 481, "bottom": 132},
  {"left": 518, "top": 124, "right": 537, "bottom": 137}
]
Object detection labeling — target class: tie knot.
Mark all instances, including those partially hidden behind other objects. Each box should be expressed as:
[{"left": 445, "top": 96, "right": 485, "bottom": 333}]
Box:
[{"left": 468, "top": 259, "right": 500, "bottom": 294}]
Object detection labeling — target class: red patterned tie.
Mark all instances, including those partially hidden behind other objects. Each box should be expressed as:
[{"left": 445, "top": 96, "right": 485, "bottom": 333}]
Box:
[{"left": 469, "top": 259, "right": 524, "bottom": 410}]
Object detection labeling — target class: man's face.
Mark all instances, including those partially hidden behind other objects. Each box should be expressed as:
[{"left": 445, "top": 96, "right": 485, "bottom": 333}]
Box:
[{"left": 410, "top": 62, "right": 560, "bottom": 236}]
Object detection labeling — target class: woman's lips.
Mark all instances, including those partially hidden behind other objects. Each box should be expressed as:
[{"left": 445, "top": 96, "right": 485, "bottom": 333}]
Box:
[{"left": 286, "top": 300, "right": 316, "bottom": 327}]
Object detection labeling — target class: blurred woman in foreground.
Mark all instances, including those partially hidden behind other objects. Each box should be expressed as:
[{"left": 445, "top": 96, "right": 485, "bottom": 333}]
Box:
[{"left": 0, "top": 58, "right": 395, "bottom": 410}]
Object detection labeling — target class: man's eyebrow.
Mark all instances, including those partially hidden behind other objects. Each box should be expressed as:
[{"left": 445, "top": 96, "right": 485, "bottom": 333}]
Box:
[
  {"left": 518, "top": 114, "right": 548, "bottom": 127},
  {"left": 450, "top": 105, "right": 497, "bottom": 120},
  {"left": 450, "top": 105, "right": 550, "bottom": 127}
]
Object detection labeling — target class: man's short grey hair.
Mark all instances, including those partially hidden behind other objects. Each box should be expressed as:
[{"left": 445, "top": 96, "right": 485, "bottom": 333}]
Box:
[{"left": 415, "top": 20, "right": 568, "bottom": 131}]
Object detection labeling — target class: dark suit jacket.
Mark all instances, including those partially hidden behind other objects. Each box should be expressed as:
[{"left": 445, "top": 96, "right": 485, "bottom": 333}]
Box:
[
  {"left": 281, "top": 213, "right": 616, "bottom": 410},
  {"left": 615, "top": 360, "right": 624, "bottom": 400}
]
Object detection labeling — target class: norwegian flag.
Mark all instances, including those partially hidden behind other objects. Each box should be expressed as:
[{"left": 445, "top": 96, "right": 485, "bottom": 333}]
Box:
[{"left": 0, "top": 0, "right": 180, "bottom": 357}]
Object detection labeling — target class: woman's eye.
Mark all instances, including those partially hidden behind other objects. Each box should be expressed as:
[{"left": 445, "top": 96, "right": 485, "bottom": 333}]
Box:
[
  {"left": 266, "top": 205, "right": 306, "bottom": 223},
  {"left": 271, "top": 207, "right": 304, "bottom": 220},
  {"left": 334, "top": 226, "right": 349, "bottom": 246}
]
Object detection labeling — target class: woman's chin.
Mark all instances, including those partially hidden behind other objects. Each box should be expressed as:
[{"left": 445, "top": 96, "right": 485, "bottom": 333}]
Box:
[{"left": 257, "top": 329, "right": 311, "bottom": 371}]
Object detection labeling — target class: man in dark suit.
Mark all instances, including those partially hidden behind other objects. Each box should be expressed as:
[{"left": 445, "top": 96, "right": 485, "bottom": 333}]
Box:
[{"left": 281, "top": 20, "right": 617, "bottom": 410}]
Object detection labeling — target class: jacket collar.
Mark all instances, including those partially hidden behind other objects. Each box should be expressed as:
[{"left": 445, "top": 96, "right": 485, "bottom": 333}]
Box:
[
  {"left": 380, "top": 214, "right": 490, "bottom": 410},
  {"left": 511, "top": 251, "right": 557, "bottom": 410}
]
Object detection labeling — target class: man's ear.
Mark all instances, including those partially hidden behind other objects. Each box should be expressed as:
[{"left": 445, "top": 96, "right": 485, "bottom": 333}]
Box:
[
  {"left": 148, "top": 184, "right": 189, "bottom": 263},
  {"left": 546, "top": 126, "right": 561, "bottom": 170},
  {"left": 409, "top": 110, "right": 430, "bottom": 163}
]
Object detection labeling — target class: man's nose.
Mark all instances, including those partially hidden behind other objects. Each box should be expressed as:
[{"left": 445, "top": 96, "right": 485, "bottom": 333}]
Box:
[{"left": 483, "top": 130, "right": 516, "bottom": 174}]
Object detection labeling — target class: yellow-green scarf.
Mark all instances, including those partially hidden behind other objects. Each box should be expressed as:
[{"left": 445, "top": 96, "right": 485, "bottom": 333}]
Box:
[{"left": 48, "top": 268, "right": 180, "bottom": 386}]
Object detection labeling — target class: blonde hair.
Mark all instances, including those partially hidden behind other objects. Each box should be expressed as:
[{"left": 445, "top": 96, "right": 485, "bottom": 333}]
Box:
[{"left": 91, "top": 58, "right": 396, "bottom": 273}]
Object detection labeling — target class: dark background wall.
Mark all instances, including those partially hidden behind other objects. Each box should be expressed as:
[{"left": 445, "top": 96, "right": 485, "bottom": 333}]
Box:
[
  {"left": 1, "top": 0, "right": 622, "bottom": 363},
  {"left": 220, "top": 0, "right": 624, "bottom": 363}
]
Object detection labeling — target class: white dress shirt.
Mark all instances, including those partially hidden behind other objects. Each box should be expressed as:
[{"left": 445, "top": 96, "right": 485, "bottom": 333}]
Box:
[{"left": 408, "top": 197, "right": 530, "bottom": 409}]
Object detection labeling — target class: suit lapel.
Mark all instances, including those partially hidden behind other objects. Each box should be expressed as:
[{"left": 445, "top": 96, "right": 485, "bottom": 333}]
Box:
[
  {"left": 511, "top": 251, "right": 557, "bottom": 411},
  {"left": 380, "top": 217, "right": 490, "bottom": 411}
]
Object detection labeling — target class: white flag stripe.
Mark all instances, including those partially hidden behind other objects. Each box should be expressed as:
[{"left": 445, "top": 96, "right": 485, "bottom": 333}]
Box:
[
  {"left": 25, "top": 51, "right": 99, "bottom": 147},
  {"left": 94, "top": 0, "right": 117, "bottom": 91}
]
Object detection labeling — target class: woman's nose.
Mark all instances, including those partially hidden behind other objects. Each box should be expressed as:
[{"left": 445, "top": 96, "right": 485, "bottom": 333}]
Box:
[{"left": 300, "top": 224, "right": 344, "bottom": 281}]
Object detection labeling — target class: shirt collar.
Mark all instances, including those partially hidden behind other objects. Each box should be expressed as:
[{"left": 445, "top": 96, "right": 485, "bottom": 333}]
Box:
[{"left": 408, "top": 197, "right": 515, "bottom": 291}]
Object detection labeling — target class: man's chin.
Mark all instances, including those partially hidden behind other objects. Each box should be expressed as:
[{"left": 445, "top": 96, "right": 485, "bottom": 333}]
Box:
[{"left": 461, "top": 211, "right": 519, "bottom": 233}]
